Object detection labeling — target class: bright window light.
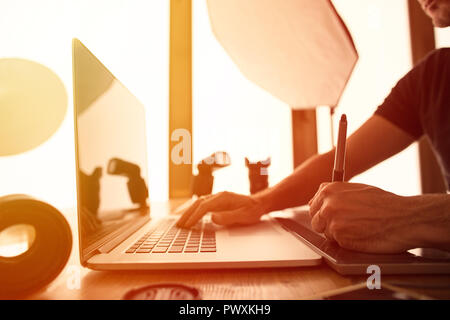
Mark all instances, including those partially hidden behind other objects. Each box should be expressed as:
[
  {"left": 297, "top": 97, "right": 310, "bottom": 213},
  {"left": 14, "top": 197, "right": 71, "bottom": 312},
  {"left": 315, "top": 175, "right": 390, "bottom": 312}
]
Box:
[{"left": 0, "top": 0, "right": 169, "bottom": 209}]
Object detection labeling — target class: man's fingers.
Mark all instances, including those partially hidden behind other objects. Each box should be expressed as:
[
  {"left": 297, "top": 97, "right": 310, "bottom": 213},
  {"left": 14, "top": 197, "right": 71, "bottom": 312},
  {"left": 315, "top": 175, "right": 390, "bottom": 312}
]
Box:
[
  {"left": 176, "top": 198, "right": 204, "bottom": 227},
  {"left": 308, "top": 182, "right": 330, "bottom": 206},
  {"left": 323, "top": 221, "right": 335, "bottom": 241},
  {"left": 309, "top": 197, "right": 323, "bottom": 218},
  {"left": 308, "top": 182, "right": 329, "bottom": 206},
  {"left": 182, "top": 193, "right": 232, "bottom": 228},
  {"left": 310, "top": 208, "right": 327, "bottom": 233},
  {"left": 183, "top": 202, "right": 211, "bottom": 228},
  {"left": 309, "top": 183, "right": 330, "bottom": 218},
  {"left": 177, "top": 192, "right": 249, "bottom": 228}
]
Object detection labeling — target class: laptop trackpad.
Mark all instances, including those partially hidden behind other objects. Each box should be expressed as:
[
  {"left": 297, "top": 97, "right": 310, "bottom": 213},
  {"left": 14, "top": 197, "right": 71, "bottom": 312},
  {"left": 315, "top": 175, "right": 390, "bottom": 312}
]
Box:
[
  {"left": 224, "top": 220, "right": 283, "bottom": 237},
  {"left": 214, "top": 217, "right": 320, "bottom": 262}
]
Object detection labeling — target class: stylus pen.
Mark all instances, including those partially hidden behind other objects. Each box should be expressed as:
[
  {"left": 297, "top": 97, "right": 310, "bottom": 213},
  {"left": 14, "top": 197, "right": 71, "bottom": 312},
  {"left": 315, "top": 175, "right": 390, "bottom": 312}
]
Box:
[{"left": 332, "top": 114, "right": 347, "bottom": 182}]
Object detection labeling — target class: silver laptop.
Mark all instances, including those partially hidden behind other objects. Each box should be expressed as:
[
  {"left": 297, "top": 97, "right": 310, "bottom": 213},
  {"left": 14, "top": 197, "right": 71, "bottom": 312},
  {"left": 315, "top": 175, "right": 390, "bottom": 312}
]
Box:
[{"left": 72, "top": 38, "right": 321, "bottom": 270}]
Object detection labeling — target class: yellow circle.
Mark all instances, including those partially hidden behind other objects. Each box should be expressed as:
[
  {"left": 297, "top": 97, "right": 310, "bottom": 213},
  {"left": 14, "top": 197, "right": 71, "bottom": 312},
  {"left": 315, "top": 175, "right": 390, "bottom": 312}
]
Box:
[{"left": 0, "top": 58, "right": 67, "bottom": 156}]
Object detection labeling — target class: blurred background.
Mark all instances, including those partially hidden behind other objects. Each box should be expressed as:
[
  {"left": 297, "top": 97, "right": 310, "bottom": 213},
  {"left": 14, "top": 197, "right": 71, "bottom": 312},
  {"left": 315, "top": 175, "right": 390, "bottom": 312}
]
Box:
[{"left": 0, "top": 0, "right": 449, "bottom": 211}]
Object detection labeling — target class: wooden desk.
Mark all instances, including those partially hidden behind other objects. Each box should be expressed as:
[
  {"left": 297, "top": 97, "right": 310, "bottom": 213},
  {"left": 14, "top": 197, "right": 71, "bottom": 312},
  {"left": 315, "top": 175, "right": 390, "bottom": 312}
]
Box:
[{"left": 24, "top": 200, "right": 450, "bottom": 300}]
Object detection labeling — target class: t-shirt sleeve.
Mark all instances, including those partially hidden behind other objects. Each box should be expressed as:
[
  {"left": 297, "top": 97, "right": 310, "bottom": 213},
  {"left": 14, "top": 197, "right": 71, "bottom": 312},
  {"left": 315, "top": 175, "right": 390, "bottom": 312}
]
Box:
[{"left": 374, "top": 60, "right": 425, "bottom": 139}]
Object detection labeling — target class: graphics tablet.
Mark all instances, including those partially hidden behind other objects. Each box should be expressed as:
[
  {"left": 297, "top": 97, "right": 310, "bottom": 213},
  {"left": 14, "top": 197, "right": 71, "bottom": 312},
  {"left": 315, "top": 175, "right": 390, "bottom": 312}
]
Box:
[{"left": 273, "top": 209, "right": 450, "bottom": 275}]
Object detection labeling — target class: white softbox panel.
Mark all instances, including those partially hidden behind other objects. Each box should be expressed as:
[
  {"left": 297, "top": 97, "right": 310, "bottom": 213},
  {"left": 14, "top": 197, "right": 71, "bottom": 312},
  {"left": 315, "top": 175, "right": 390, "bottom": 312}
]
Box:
[{"left": 206, "top": 0, "right": 358, "bottom": 109}]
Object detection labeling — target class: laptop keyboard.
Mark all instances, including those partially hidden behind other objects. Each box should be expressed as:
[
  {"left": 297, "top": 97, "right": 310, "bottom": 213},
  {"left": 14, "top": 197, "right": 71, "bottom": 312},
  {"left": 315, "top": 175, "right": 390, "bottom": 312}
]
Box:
[{"left": 125, "top": 219, "right": 216, "bottom": 254}]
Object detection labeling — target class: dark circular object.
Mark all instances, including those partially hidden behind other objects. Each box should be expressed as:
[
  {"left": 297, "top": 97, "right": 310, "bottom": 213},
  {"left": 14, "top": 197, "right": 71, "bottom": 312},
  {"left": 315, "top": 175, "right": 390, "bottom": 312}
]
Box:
[
  {"left": 123, "top": 283, "right": 202, "bottom": 300},
  {"left": 0, "top": 194, "right": 72, "bottom": 298}
]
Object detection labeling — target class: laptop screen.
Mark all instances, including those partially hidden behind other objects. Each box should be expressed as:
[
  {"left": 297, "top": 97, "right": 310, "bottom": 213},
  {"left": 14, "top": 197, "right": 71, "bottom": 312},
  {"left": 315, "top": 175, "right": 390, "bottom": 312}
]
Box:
[{"left": 72, "top": 39, "right": 150, "bottom": 261}]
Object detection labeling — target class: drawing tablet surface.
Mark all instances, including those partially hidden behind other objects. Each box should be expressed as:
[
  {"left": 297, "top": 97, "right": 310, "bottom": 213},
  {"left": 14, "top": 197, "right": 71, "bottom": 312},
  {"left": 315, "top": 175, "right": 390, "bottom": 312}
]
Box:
[{"left": 274, "top": 209, "right": 450, "bottom": 275}]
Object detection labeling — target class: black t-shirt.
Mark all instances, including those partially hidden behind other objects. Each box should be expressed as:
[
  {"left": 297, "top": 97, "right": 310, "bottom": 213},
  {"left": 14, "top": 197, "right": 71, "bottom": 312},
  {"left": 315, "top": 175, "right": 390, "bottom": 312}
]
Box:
[{"left": 375, "top": 48, "right": 450, "bottom": 190}]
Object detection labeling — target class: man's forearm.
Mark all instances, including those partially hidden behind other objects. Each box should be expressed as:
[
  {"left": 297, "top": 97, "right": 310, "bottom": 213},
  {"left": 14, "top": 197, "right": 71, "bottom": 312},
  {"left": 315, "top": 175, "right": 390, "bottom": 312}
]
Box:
[
  {"left": 252, "top": 115, "right": 416, "bottom": 215},
  {"left": 254, "top": 150, "right": 335, "bottom": 213}
]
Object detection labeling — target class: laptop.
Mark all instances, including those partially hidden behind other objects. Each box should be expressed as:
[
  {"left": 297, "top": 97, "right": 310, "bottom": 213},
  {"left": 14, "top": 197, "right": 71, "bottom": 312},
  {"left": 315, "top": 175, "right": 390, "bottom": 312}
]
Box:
[{"left": 72, "top": 38, "right": 321, "bottom": 270}]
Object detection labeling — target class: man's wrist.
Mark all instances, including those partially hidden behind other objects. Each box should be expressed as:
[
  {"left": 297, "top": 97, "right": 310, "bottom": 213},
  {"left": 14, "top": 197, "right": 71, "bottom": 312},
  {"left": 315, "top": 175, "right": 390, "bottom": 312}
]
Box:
[
  {"left": 409, "top": 194, "right": 450, "bottom": 251},
  {"left": 252, "top": 188, "right": 277, "bottom": 215}
]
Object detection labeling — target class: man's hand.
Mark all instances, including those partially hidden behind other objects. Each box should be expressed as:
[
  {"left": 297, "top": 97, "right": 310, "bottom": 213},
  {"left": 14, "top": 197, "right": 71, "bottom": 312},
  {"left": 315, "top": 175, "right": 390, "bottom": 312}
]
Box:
[
  {"left": 308, "top": 182, "right": 428, "bottom": 254},
  {"left": 176, "top": 192, "right": 267, "bottom": 228}
]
